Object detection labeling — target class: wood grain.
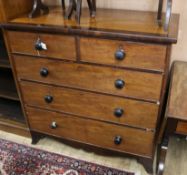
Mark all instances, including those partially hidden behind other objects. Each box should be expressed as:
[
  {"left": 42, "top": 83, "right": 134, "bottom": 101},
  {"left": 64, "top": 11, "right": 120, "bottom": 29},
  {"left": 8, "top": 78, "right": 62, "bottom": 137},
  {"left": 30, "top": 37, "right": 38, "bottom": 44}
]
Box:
[
  {"left": 176, "top": 122, "right": 187, "bottom": 135},
  {"left": 13, "top": 55, "right": 163, "bottom": 102},
  {"left": 26, "top": 106, "right": 154, "bottom": 157},
  {"left": 20, "top": 81, "right": 159, "bottom": 129},
  {"left": 0, "top": 0, "right": 32, "bottom": 22},
  {"left": 8, "top": 31, "right": 76, "bottom": 61},
  {"left": 0, "top": 117, "right": 30, "bottom": 137},
  {"left": 167, "top": 61, "right": 187, "bottom": 120},
  {"left": 80, "top": 37, "right": 167, "bottom": 72},
  {"left": 9, "top": 7, "right": 168, "bottom": 36}
]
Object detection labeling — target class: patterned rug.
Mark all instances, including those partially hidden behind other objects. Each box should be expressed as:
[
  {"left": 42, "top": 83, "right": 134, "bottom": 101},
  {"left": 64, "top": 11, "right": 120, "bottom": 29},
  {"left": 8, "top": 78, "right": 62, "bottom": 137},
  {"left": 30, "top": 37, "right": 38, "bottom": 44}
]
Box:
[{"left": 0, "top": 138, "right": 134, "bottom": 175}]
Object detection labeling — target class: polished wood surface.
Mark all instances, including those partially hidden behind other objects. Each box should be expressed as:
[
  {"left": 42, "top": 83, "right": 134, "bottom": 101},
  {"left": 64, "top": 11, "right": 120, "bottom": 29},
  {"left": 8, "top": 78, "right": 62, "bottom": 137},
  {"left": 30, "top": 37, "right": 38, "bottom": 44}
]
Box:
[
  {"left": 20, "top": 81, "right": 159, "bottom": 129},
  {"left": 26, "top": 106, "right": 154, "bottom": 157},
  {"left": 9, "top": 7, "right": 170, "bottom": 36},
  {"left": 1, "top": 3, "right": 180, "bottom": 173},
  {"left": 176, "top": 122, "right": 187, "bottom": 135},
  {"left": 13, "top": 55, "right": 163, "bottom": 102},
  {"left": 0, "top": 0, "right": 32, "bottom": 22},
  {"left": 80, "top": 37, "right": 167, "bottom": 72},
  {"left": 8, "top": 31, "right": 76, "bottom": 61},
  {"left": 0, "top": 4, "right": 3, "bottom": 21},
  {"left": 167, "top": 61, "right": 187, "bottom": 120}
]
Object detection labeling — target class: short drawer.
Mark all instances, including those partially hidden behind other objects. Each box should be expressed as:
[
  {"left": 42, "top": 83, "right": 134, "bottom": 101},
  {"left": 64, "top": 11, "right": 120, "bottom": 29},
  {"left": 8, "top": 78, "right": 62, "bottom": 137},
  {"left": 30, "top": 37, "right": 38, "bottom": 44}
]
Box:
[
  {"left": 20, "top": 81, "right": 159, "bottom": 129},
  {"left": 80, "top": 38, "right": 167, "bottom": 72},
  {"left": 176, "top": 121, "right": 187, "bottom": 135},
  {"left": 14, "top": 55, "right": 163, "bottom": 101},
  {"left": 8, "top": 31, "right": 76, "bottom": 60},
  {"left": 26, "top": 107, "right": 154, "bottom": 157}
]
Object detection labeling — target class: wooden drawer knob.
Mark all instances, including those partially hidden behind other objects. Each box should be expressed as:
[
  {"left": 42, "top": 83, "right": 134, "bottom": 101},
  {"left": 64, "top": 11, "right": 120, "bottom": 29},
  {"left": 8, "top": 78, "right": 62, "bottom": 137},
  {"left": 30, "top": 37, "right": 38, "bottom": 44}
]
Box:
[
  {"left": 40, "top": 68, "right": 49, "bottom": 77},
  {"left": 35, "top": 38, "right": 47, "bottom": 51},
  {"left": 114, "top": 136, "right": 122, "bottom": 145},
  {"left": 114, "top": 108, "right": 124, "bottom": 118},
  {"left": 50, "top": 121, "right": 57, "bottom": 129},
  {"left": 44, "top": 95, "right": 53, "bottom": 103},
  {"left": 115, "top": 49, "right": 126, "bottom": 60},
  {"left": 115, "top": 79, "right": 125, "bottom": 89}
]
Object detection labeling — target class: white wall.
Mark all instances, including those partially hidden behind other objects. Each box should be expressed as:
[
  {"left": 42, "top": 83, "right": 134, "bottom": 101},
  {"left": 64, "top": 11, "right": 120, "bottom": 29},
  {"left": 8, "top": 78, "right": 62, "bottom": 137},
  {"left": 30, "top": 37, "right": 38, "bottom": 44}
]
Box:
[{"left": 44, "top": 0, "right": 187, "bottom": 62}]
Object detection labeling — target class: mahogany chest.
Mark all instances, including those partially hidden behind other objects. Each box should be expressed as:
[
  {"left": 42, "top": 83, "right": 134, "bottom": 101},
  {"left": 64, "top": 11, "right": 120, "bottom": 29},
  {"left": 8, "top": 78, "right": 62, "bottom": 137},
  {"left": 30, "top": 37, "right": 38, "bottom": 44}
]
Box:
[{"left": 2, "top": 7, "right": 179, "bottom": 173}]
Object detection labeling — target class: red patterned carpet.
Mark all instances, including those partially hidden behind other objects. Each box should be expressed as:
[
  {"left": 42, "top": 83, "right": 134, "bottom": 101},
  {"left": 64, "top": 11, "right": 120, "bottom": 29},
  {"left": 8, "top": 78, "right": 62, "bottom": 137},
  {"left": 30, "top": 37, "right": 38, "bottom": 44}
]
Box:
[{"left": 0, "top": 138, "right": 134, "bottom": 175}]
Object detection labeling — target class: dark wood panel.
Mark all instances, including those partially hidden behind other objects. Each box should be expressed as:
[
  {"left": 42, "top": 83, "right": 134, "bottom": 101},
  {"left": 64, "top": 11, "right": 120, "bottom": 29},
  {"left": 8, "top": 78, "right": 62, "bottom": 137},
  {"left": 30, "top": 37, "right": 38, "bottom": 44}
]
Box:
[
  {"left": 26, "top": 107, "right": 154, "bottom": 157},
  {"left": 0, "top": 31, "right": 8, "bottom": 61},
  {"left": 20, "top": 81, "right": 159, "bottom": 129},
  {"left": 0, "top": 68, "right": 19, "bottom": 101},
  {"left": 8, "top": 31, "right": 77, "bottom": 61},
  {"left": 0, "top": 116, "right": 30, "bottom": 137},
  {"left": 13, "top": 55, "right": 163, "bottom": 102},
  {"left": 80, "top": 37, "right": 167, "bottom": 72},
  {"left": 0, "top": 59, "right": 10, "bottom": 68},
  {"left": 0, "top": 98, "right": 24, "bottom": 123}
]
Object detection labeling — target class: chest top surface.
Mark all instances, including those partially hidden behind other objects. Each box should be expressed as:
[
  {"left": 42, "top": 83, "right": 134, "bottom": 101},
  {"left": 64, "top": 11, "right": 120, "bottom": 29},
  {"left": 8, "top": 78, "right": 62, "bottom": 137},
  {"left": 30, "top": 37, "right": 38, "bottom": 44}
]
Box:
[
  {"left": 3, "top": 7, "right": 179, "bottom": 44},
  {"left": 167, "top": 61, "right": 187, "bottom": 120}
]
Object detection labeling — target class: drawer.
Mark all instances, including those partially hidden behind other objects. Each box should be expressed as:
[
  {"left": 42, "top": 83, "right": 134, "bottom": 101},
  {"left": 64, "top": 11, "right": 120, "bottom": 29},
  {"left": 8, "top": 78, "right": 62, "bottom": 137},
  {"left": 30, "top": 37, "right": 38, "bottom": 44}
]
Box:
[
  {"left": 80, "top": 38, "right": 167, "bottom": 71},
  {"left": 8, "top": 31, "right": 76, "bottom": 60},
  {"left": 26, "top": 107, "right": 154, "bottom": 157},
  {"left": 14, "top": 55, "right": 163, "bottom": 101},
  {"left": 20, "top": 81, "right": 159, "bottom": 129},
  {"left": 176, "top": 121, "right": 187, "bottom": 135}
]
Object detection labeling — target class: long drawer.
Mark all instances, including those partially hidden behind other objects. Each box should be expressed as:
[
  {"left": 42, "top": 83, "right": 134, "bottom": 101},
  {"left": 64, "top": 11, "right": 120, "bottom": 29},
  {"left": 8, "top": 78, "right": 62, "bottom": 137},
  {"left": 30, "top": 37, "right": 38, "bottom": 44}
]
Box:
[
  {"left": 13, "top": 55, "right": 163, "bottom": 101},
  {"left": 20, "top": 81, "right": 159, "bottom": 129},
  {"left": 80, "top": 37, "right": 167, "bottom": 72},
  {"left": 26, "top": 107, "right": 154, "bottom": 157},
  {"left": 8, "top": 31, "right": 76, "bottom": 61}
]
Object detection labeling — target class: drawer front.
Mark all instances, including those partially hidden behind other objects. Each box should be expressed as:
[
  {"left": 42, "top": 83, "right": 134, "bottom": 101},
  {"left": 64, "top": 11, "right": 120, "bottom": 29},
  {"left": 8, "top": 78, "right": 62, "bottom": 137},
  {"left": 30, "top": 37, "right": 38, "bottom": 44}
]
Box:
[
  {"left": 176, "top": 121, "right": 187, "bottom": 135},
  {"left": 26, "top": 107, "right": 154, "bottom": 157},
  {"left": 8, "top": 31, "right": 76, "bottom": 60},
  {"left": 80, "top": 38, "right": 167, "bottom": 71},
  {"left": 20, "top": 81, "right": 159, "bottom": 129},
  {"left": 14, "top": 55, "right": 163, "bottom": 101}
]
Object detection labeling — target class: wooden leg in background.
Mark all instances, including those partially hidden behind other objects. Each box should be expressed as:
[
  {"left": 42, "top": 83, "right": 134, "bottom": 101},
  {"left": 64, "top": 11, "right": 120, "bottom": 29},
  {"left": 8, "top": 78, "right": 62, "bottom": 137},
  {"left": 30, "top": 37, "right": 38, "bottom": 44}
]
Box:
[
  {"left": 76, "top": 0, "right": 82, "bottom": 24},
  {"left": 31, "top": 131, "right": 43, "bottom": 145},
  {"left": 65, "top": 0, "right": 76, "bottom": 19},
  {"left": 92, "top": 0, "right": 96, "bottom": 17},
  {"left": 87, "top": 0, "right": 96, "bottom": 17},
  {"left": 164, "top": 0, "right": 172, "bottom": 31},
  {"left": 138, "top": 157, "right": 154, "bottom": 174},
  {"left": 157, "top": 0, "right": 164, "bottom": 20},
  {"left": 61, "top": 0, "right": 66, "bottom": 15},
  {"left": 29, "top": 0, "right": 49, "bottom": 18}
]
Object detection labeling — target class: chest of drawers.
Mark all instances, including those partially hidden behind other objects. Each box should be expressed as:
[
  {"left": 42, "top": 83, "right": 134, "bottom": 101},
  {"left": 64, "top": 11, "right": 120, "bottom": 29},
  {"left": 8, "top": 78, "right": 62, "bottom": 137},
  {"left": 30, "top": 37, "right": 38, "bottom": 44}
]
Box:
[{"left": 2, "top": 7, "right": 179, "bottom": 173}]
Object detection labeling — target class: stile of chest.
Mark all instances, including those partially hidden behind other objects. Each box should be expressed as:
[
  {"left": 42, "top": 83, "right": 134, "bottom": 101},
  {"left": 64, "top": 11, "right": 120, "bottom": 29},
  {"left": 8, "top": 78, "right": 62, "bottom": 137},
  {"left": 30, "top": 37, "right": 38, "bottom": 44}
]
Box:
[{"left": 3, "top": 7, "right": 179, "bottom": 173}]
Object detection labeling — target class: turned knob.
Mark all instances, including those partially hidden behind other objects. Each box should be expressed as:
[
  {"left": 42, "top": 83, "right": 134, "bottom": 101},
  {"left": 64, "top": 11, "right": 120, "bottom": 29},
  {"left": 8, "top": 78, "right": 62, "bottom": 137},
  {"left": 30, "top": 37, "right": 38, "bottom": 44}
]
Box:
[
  {"left": 44, "top": 95, "right": 53, "bottom": 103},
  {"left": 40, "top": 68, "right": 49, "bottom": 77},
  {"left": 114, "top": 108, "right": 124, "bottom": 118},
  {"left": 35, "top": 39, "right": 47, "bottom": 51},
  {"left": 114, "top": 136, "right": 122, "bottom": 145},
  {"left": 51, "top": 122, "right": 57, "bottom": 129},
  {"left": 115, "top": 49, "right": 126, "bottom": 61},
  {"left": 115, "top": 79, "right": 125, "bottom": 89}
]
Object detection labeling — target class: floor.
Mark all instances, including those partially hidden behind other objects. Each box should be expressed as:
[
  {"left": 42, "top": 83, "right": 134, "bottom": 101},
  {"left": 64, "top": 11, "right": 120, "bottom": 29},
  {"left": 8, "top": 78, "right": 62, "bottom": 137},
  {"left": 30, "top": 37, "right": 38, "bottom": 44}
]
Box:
[{"left": 0, "top": 130, "right": 187, "bottom": 175}]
